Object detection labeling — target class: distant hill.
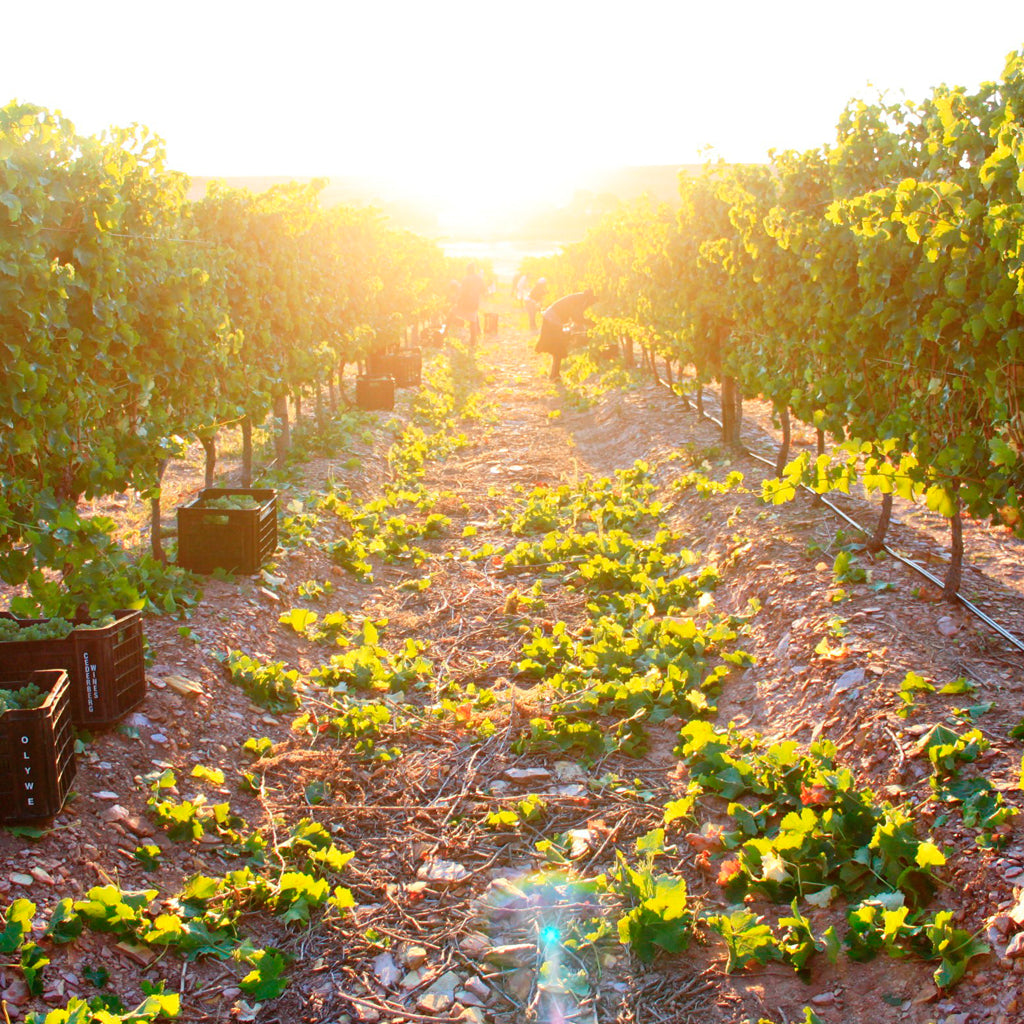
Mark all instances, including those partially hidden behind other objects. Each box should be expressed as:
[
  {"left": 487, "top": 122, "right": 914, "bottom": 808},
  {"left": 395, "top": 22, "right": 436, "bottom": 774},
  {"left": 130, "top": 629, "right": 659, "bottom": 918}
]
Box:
[
  {"left": 186, "top": 174, "right": 442, "bottom": 234},
  {"left": 518, "top": 165, "right": 705, "bottom": 241},
  {"left": 573, "top": 165, "right": 701, "bottom": 203},
  {"left": 184, "top": 165, "right": 705, "bottom": 240}
]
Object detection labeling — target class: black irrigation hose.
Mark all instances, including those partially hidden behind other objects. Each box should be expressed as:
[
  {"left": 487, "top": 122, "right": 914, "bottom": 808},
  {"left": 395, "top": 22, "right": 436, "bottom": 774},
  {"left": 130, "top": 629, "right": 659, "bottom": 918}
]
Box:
[{"left": 651, "top": 371, "right": 1024, "bottom": 657}]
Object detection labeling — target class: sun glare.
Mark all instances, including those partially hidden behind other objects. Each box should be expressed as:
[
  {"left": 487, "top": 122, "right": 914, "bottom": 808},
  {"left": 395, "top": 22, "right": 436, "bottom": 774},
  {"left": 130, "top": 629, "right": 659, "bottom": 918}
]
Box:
[{"left": 386, "top": 158, "right": 583, "bottom": 236}]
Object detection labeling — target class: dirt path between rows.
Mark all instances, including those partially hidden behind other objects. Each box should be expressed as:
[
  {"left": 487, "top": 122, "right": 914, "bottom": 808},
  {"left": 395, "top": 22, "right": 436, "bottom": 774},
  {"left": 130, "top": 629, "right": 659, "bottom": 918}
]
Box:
[{"left": 2, "top": 301, "right": 1023, "bottom": 1024}]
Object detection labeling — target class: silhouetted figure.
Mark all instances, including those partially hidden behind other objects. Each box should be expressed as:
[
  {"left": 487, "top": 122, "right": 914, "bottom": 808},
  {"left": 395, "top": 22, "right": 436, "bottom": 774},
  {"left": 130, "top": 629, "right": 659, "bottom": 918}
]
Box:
[
  {"left": 535, "top": 288, "right": 596, "bottom": 382},
  {"left": 451, "top": 262, "right": 487, "bottom": 347}
]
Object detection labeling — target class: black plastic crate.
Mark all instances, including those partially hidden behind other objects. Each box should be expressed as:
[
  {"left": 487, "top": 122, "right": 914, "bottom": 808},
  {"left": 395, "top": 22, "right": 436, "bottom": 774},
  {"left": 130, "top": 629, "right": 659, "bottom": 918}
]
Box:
[
  {"left": 0, "top": 669, "right": 77, "bottom": 823},
  {"left": 390, "top": 348, "right": 422, "bottom": 388},
  {"left": 0, "top": 610, "right": 146, "bottom": 728},
  {"left": 366, "top": 350, "right": 391, "bottom": 376},
  {"left": 177, "top": 488, "right": 278, "bottom": 576},
  {"left": 356, "top": 375, "right": 395, "bottom": 411}
]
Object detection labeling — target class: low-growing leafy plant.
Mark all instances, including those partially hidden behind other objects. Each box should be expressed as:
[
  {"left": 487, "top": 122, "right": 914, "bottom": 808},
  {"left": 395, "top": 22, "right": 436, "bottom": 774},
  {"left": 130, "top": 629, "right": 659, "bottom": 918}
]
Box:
[
  {"left": 296, "top": 578, "right": 333, "bottom": 601},
  {"left": 222, "top": 650, "right": 301, "bottom": 712},
  {"left": 608, "top": 829, "right": 694, "bottom": 962},
  {"left": 309, "top": 619, "right": 432, "bottom": 694},
  {"left": 24, "top": 984, "right": 181, "bottom": 1024}
]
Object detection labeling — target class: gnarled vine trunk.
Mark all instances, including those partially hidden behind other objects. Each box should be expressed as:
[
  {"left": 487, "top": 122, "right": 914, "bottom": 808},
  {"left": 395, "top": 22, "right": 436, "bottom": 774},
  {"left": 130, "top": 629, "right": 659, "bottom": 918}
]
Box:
[
  {"left": 944, "top": 481, "right": 964, "bottom": 600},
  {"left": 868, "top": 491, "right": 894, "bottom": 553},
  {"left": 150, "top": 457, "right": 171, "bottom": 564},
  {"left": 775, "top": 405, "right": 791, "bottom": 477},
  {"left": 241, "top": 416, "right": 253, "bottom": 487},
  {"left": 623, "top": 336, "right": 635, "bottom": 367},
  {"left": 273, "top": 393, "right": 290, "bottom": 465},
  {"left": 721, "top": 375, "right": 742, "bottom": 447},
  {"left": 812, "top": 428, "right": 827, "bottom": 507},
  {"left": 199, "top": 432, "right": 216, "bottom": 489}
]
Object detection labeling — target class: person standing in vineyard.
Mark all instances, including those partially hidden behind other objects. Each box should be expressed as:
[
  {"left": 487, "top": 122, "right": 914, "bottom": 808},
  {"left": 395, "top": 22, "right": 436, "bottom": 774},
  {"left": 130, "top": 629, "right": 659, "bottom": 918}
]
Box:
[
  {"left": 535, "top": 287, "right": 596, "bottom": 382},
  {"left": 450, "top": 262, "right": 487, "bottom": 348}
]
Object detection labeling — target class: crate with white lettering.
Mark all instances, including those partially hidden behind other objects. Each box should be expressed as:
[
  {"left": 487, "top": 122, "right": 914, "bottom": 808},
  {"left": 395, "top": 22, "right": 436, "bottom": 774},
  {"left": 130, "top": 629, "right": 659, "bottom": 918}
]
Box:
[
  {"left": 0, "top": 610, "right": 146, "bottom": 727},
  {"left": 0, "top": 669, "right": 77, "bottom": 824}
]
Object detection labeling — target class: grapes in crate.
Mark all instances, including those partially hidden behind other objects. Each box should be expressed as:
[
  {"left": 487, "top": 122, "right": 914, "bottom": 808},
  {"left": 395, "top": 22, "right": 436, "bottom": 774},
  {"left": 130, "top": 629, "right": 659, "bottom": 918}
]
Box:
[
  {"left": 0, "top": 682, "right": 46, "bottom": 712},
  {"left": 201, "top": 495, "right": 262, "bottom": 510},
  {"left": 0, "top": 618, "right": 75, "bottom": 642}
]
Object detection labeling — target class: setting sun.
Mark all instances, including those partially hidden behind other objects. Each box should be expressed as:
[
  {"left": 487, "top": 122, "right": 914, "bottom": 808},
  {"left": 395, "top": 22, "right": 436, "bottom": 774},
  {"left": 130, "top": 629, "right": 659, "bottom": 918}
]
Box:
[{"left": 386, "top": 158, "right": 583, "bottom": 235}]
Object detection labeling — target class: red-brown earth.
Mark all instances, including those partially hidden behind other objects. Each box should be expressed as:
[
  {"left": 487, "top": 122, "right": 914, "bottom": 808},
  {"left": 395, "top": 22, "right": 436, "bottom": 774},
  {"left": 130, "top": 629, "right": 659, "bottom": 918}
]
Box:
[{"left": 2, "top": 300, "right": 1023, "bottom": 1024}]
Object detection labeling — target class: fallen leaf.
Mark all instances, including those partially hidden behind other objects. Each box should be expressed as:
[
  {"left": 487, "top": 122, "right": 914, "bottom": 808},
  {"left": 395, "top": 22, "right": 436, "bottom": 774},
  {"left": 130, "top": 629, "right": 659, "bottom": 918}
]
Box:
[
  {"left": 716, "top": 859, "right": 742, "bottom": 885},
  {"left": 801, "top": 783, "right": 830, "bottom": 806}
]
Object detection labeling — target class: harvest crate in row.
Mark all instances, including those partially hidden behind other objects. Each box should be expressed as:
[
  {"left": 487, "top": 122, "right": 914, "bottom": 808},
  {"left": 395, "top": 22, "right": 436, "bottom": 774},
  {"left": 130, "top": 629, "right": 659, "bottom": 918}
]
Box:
[
  {"left": 0, "top": 609, "right": 146, "bottom": 728},
  {"left": 366, "top": 348, "right": 422, "bottom": 388},
  {"left": 0, "top": 669, "right": 77, "bottom": 824},
  {"left": 389, "top": 348, "right": 422, "bottom": 387},
  {"left": 176, "top": 487, "right": 278, "bottom": 575},
  {"left": 356, "top": 375, "right": 395, "bottom": 411}
]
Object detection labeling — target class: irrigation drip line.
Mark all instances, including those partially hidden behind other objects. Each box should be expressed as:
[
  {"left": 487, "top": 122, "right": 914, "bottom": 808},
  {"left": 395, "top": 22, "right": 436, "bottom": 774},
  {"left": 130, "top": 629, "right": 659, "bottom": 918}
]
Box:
[{"left": 651, "top": 371, "right": 1024, "bottom": 658}]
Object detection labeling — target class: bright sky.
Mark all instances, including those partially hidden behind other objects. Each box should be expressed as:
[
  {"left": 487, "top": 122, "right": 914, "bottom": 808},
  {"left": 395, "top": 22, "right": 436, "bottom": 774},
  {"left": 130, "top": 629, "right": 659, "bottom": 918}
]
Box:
[{"left": 5, "top": 1, "right": 1023, "bottom": 231}]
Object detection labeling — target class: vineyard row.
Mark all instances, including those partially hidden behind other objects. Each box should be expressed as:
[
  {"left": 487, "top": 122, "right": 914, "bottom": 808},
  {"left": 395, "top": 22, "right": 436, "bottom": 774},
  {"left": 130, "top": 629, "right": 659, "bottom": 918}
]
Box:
[
  {"left": 525, "top": 47, "right": 1024, "bottom": 595},
  {"left": 0, "top": 102, "right": 456, "bottom": 613}
]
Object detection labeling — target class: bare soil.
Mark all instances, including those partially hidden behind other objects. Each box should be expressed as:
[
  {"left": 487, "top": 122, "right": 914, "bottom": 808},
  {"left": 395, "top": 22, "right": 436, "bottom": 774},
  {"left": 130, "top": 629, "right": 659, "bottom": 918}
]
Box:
[{"left": 2, "top": 300, "right": 1023, "bottom": 1024}]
